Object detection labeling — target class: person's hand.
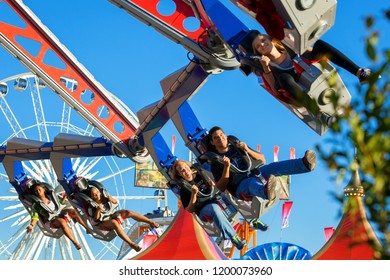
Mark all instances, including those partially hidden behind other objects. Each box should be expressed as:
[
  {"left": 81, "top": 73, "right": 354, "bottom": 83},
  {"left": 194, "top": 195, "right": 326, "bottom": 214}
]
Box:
[
  {"left": 259, "top": 55, "right": 270, "bottom": 68},
  {"left": 207, "top": 179, "right": 216, "bottom": 186},
  {"left": 97, "top": 204, "right": 103, "bottom": 211},
  {"left": 238, "top": 141, "right": 248, "bottom": 152},
  {"left": 26, "top": 224, "right": 34, "bottom": 233},
  {"left": 221, "top": 156, "right": 231, "bottom": 168},
  {"left": 108, "top": 196, "right": 118, "bottom": 204},
  {"left": 191, "top": 185, "right": 199, "bottom": 196},
  {"left": 61, "top": 192, "right": 67, "bottom": 203}
]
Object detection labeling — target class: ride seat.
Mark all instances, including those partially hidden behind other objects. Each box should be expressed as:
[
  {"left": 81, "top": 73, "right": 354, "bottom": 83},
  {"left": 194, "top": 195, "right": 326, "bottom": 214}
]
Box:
[
  {"left": 236, "top": 30, "right": 351, "bottom": 135},
  {"left": 21, "top": 180, "right": 69, "bottom": 239},
  {"left": 67, "top": 178, "right": 120, "bottom": 241}
]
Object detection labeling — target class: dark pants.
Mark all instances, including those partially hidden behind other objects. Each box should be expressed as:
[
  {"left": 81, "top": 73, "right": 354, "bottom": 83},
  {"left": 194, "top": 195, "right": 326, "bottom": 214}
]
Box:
[
  {"left": 277, "top": 40, "right": 360, "bottom": 113},
  {"left": 307, "top": 40, "right": 360, "bottom": 75}
]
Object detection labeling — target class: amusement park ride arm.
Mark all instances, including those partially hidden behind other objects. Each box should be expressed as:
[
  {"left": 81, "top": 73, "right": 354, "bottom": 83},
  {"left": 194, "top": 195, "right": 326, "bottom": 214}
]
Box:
[
  {"left": 0, "top": 0, "right": 144, "bottom": 161},
  {"left": 108, "top": 0, "right": 240, "bottom": 70},
  {"left": 0, "top": 0, "right": 342, "bottom": 165}
]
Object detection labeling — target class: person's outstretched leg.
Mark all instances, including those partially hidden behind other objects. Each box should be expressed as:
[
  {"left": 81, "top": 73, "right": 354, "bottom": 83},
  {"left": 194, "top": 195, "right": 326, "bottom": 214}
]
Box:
[
  {"left": 99, "top": 219, "right": 141, "bottom": 252},
  {"left": 64, "top": 208, "right": 91, "bottom": 234},
  {"left": 199, "top": 203, "right": 237, "bottom": 240},
  {"left": 118, "top": 209, "right": 159, "bottom": 228},
  {"left": 199, "top": 203, "right": 246, "bottom": 250},
  {"left": 259, "top": 150, "right": 316, "bottom": 178},
  {"left": 52, "top": 217, "right": 81, "bottom": 250},
  {"left": 310, "top": 40, "right": 361, "bottom": 75}
]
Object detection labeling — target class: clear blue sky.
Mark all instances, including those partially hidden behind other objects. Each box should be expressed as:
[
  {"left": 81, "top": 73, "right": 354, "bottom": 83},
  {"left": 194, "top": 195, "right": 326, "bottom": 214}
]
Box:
[{"left": 0, "top": 0, "right": 388, "bottom": 260}]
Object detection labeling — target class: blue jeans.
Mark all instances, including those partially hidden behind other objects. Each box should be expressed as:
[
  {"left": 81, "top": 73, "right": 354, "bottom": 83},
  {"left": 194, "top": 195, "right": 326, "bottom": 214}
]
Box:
[
  {"left": 198, "top": 200, "right": 237, "bottom": 240},
  {"left": 235, "top": 158, "right": 310, "bottom": 199}
]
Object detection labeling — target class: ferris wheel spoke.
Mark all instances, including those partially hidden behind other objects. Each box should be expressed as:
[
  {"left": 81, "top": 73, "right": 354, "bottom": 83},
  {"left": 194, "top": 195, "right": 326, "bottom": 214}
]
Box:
[
  {"left": 41, "top": 160, "right": 57, "bottom": 186},
  {"left": 23, "top": 230, "right": 45, "bottom": 260},
  {"left": 72, "top": 157, "right": 81, "bottom": 171},
  {"left": 59, "top": 236, "right": 74, "bottom": 260},
  {"left": 10, "top": 214, "right": 30, "bottom": 228},
  {"left": 95, "top": 240, "right": 120, "bottom": 259},
  {"left": 0, "top": 95, "right": 26, "bottom": 139},
  {"left": 45, "top": 238, "right": 56, "bottom": 260},
  {"left": 0, "top": 240, "right": 12, "bottom": 258},
  {"left": 60, "top": 102, "right": 72, "bottom": 133},
  {"left": 102, "top": 157, "right": 120, "bottom": 195},
  {"left": 4, "top": 202, "right": 24, "bottom": 210},
  {"left": 4, "top": 223, "right": 30, "bottom": 259},
  {"left": 109, "top": 157, "right": 128, "bottom": 204},
  {"left": 74, "top": 157, "right": 89, "bottom": 174},
  {"left": 0, "top": 208, "right": 27, "bottom": 223},
  {"left": 0, "top": 196, "right": 19, "bottom": 201},
  {"left": 83, "top": 123, "right": 96, "bottom": 136},
  {"left": 79, "top": 156, "right": 102, "bottom": 177},
  {"left": 0, "top": 172, "right": 9, "bottom": 182},
  {"left": 22, "top": 161, "right": 45, "bottom": 182},
  {"left": 73, "top": 224, "right": 94, "bottom": 260},
  {"left": 29, "top": 76, "right": 50, "bottom": 142},
  {"left": 33, "top": 235, "right": 50, "bottom": 260},
  {"left": 97, "top": 166, "right": 134, "bottom": 183}
]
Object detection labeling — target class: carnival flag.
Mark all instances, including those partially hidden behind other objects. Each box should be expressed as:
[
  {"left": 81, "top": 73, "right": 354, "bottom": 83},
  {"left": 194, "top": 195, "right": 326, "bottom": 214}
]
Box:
[
  {"left": 172, "top": 135, "right": 176, "bottom": 155},
  {"left": 289, "top": 147, "right": 296, "bottom": 159},
  {"left": 281, "top": 201, "right": 293, "bottom": 229},
  {"left": 274, "top": 146, "right": 279, "bottom": 162},
  {"left": 324, "top": 227, "right": 335, "bottom": 242}
]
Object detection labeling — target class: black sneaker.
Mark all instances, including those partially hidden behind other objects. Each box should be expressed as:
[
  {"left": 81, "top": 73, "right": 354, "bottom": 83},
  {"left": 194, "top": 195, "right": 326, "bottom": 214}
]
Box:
[
  {"left": 251, "top": 219, "right": 269, "bottom": 231},
  {"left": 358, "top": 68, "right": 372, "bottom": 85},
  {"left": 231, "top": 234, "right": 246, "bottom": 250},
  {"left": 303, "top": 150, "right": 316, "bottom": 171}
]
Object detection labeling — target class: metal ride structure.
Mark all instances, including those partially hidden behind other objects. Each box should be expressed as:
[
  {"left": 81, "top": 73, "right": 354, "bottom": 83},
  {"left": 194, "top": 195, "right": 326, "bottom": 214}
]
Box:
[
  {"left": 0, "top": 72, "right": 167, "bottom": 260},
  {"left": 0, "top": 0, "right": 352, "bottom": 259}
]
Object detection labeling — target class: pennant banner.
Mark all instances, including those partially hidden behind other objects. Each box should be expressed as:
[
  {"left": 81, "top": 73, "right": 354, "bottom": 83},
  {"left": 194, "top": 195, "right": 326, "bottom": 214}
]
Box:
[
  {"left": 281, "top": 201, "right": 293, "bottom": 229},
  {"left": 324, "top": 227, "right": 335, "bottom": 242},
  {"left": 172, "top": 135, "right": 176, "bottom": 155},
  {"left": 290, "top": 148, "right": 296, "bottom": 159},
  {"left": 274, "top": 146, "right": 279, "bottom": 162}
]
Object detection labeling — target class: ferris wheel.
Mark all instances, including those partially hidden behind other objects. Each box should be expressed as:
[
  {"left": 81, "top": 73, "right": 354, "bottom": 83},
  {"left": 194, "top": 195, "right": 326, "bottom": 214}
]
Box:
[{"left": 0, "top": 73, "right": 160, "bottom": 260}]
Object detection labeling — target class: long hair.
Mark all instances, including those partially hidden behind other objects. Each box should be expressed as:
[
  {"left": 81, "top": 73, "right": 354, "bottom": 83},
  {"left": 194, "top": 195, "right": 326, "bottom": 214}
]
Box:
[
  {"left": 252, "top": 33, "right": 286, "bottom": 55},
  {"left": 207, "top": 126, "right": 225, "bottom": 152},
  {"left": 33, "top": 183, "right": 49, "bottom": 197},
  {"left": 170, "top": 160, "right": 195, "bottom": 181}
]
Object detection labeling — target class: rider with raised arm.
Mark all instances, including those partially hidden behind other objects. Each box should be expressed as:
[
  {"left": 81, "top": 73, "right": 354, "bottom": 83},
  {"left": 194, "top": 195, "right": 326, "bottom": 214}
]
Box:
[
  {"left": 170, "top": 159, "right": 246, "bottom": 250},
  {"left": 207, "top": 126, "right": 316, "bottom": 208},
  {"left": 250, "top": 31, "right": 375, "bottom": 123},
  {"left": 86, "top": 186, "right": 159, "bottom": 252}
]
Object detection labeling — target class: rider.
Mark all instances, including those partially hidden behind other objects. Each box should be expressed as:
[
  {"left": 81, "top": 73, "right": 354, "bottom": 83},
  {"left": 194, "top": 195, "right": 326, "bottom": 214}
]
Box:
[
  {"left": 86, "top": 186, "right": 159, "bottom": 252},
  {"left": 170, "top": 159, "right": 247, "bottom": 250},
  {"left": 206, "top": 126, "right": 316, "bottom": 208},
  {"left": 26, "top": 183, "right": 89, "bottom": 250},
  {"left": 249, "top": 31, "right": 375, "bottom": 123}
]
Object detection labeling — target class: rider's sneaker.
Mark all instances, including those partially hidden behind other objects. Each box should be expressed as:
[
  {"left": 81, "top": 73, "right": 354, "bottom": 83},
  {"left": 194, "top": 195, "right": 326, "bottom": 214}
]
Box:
[
  {"left": 303, "top": 150, "right": 316, "bottom": 171},
  {"left": 231, "top": 234, "right": 246, "bottom": 250},
  {"left": 358, "top": 68, "right": 372, "bottom": 84},
  {"left": 251, "top": 219, "right": 269, "bottom": 231}
]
